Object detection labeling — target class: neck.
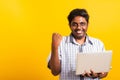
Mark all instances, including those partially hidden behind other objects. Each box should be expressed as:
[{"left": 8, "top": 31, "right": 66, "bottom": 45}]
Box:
[{"left": 75, "top": 36, "right": 86, "bottom": 45}]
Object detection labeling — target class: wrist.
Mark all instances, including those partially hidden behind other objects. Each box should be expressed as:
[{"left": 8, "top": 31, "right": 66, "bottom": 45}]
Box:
[{"left": 52, "top": 46, "right": 58, "bottom": 50}]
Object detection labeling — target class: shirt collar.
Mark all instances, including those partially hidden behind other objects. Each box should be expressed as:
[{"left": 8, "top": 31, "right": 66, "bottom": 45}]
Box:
[{"left": 66, "top": 34, "right": 93, "bottom": 45}]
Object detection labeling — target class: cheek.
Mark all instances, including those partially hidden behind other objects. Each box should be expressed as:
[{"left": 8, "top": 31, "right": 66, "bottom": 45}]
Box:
[
  {"left": 83, "top": 26, "right": 88, "bottom": 31},
  {"left": 70, "top": 27, "right": 75, "bottom": 31}
]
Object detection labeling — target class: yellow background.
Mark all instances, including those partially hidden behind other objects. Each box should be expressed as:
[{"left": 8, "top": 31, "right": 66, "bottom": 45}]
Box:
[{"left": 0, "top": 0, "right": 119, "bottom": 80}]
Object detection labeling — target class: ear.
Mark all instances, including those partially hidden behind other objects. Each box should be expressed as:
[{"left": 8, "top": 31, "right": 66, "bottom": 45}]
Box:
[
  {"left": 68, "top": 23, "right": 71, "bottom": 27},
  {"left": 68, "top": 23, "right": 72, "bottom": 31},
  {"left": 87, "top": 22, "right": 89, "bottom": 26}
]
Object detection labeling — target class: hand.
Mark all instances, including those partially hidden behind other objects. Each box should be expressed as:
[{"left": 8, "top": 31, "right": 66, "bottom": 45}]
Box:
[
  {"left": 52, "top": 33, "right": 62, "bottom": 49},
  {"left": 81, "top": 70, "right": 108, "bottom": 79},
  {"left": 81, "top": 70, "right": 98, "bottom": 79},
  {"left": 98, "top": 72, "right": 108, "bottom": 79}
]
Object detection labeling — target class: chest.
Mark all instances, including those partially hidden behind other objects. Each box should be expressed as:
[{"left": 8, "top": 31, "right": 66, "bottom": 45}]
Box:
[{"left": 63, "top": 43, "right": 98, "bottom": 54}]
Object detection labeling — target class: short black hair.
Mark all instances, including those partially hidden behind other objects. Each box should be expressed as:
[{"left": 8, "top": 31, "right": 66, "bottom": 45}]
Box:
[{"left": 68, "top": 8, "right": 89, "bottom": 24}]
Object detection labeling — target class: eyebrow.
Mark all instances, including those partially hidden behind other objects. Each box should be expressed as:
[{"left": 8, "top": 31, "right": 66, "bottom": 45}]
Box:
[{"left": 71, "top": 22, "right": 86, "bottom": 24}]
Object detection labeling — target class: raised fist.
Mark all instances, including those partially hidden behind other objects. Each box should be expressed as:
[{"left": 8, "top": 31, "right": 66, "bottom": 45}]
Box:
[{"left": 52, "top": 33, "right": 62, "bottom": 49}]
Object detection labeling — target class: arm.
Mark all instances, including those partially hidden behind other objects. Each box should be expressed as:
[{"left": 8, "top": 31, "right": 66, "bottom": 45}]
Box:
[{"left": 48, "top": 33, "right": 62, "bottom": 76}]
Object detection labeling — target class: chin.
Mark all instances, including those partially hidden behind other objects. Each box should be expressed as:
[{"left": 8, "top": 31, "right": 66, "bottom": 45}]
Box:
[
  {"left": 72, "top": 33, "right": 85, "bottom": 39},
  {"left": 75, "top": 34, "right": 86, "bottom": 39},
  {"left": 74, "top": 35, "right": 83, "bottom": 39},
  {"left": 77, "top": 36, "right": 83, "bottom": 39}
]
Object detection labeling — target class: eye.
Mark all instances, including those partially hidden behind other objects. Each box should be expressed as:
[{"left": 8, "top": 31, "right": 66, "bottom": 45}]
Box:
[
  {"left": 80, "top": 22, "right": 86, "bottom": 26},
  {"left": 71, "top": 22, "right": 78, "bottom": 27}
]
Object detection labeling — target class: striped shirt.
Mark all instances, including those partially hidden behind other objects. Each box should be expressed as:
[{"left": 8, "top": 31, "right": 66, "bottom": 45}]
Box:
[{"left": 48, "top": 34, "right": 105, "bottom": 80}]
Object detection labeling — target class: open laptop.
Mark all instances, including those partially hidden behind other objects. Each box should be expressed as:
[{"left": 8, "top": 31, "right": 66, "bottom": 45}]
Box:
[{"left": 76, "top": 50, "right": 112, "bottom": 75}]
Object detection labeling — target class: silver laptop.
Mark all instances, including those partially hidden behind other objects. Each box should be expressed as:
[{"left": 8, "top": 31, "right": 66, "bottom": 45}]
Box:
[{"left": 76, "top": 50, "right": 112, "bottom": 75}]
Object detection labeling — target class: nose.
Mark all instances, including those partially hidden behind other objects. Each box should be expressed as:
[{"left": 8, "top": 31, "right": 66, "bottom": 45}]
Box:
[{"left": 77, "top": 24, "right": 82, "bottom": 29}]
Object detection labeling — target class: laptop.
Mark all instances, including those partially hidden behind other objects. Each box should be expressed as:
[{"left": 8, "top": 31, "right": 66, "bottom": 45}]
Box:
[{"left": 76, "top": 50, "right": 112, "bottom": 75}]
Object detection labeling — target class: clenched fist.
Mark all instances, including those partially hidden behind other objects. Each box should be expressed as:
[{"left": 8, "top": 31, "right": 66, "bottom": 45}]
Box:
[{"left": 52, "top": 33, "right": 62, "bottom": 49}]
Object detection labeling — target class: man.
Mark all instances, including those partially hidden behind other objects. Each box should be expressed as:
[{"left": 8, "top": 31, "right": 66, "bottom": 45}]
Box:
[{"left": 48, "top": 8, "right": 108, "bottom": 80}]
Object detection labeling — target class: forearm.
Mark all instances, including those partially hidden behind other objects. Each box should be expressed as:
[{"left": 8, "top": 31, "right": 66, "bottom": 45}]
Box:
[{"left": 49, "top": 47, "right": 61, "bottom": 76}]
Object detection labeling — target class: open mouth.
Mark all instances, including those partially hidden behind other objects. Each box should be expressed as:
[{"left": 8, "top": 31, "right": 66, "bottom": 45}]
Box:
[{"left": 76, "top": 30, "right": 83, "bottom": 34}]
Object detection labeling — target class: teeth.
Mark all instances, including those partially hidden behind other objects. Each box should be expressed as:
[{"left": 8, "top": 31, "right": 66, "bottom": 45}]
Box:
[{"left": 76, "top": 31, "right": 82, "bottom": 34}]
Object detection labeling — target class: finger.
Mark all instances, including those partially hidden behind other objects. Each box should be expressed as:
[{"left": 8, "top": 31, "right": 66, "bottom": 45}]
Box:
[
  {"left": 101, "top": 72, "right": 105, "bottom": 75},
  {"left": 85, "top": 73, "right": 91, "bottom": 77},
  {"left": 81, "top": 73, "right": 85, "bottom": 77},
  {"left": 98, "top": 72, "right": 106, "bottom": 77},
  {"left": 58, "top": 34, "right": 62, "bottom": 39},
  {"left": 99, "top": 72, "right": 105, "bottom": 75},
  {"left": 52, "top": 33, "right": 62, "bottom": 47},
  {"left": 53, "top": 33, "right": 59, "bottom": 35},
  {"left": 52, "top": 33, "right": 57, "bottom": 38},
  {"left": 52, "top": 33, "right": 61, "bottom": 39},
  {"left": 90, "top": 70, "right": 98, "bottom": 78},
  {"left": 55, "top": 33, "right": 62, "bottom": 38},
  {"left": 84, "top": 70, "right": 91, "bottom": 77}
]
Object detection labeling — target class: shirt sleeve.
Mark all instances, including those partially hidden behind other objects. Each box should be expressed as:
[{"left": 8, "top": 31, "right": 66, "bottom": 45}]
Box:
[{"left": 100, "top": 40, "right": 106, "bottom": 51}]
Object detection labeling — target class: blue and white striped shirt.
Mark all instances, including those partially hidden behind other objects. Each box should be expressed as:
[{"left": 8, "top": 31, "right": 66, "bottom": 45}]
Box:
[{"left": 49, "top": 34, "right": 105, "bottom": 80}]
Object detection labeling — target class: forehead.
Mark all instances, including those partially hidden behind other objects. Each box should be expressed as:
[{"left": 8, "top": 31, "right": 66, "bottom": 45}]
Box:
[{"left": 72, "top": 16, "right": 87, "bottom": 22}]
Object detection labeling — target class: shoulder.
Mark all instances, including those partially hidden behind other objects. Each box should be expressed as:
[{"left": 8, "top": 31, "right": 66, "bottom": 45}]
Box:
[
  {"left": 89, "top": 36, "right": 104, "bottom": 45},
  {"left": 88, "top": 36, "right": 105, "bottom": 51},
  {"left": 61, "top": 35, "right": 70, "bottom": 43}
]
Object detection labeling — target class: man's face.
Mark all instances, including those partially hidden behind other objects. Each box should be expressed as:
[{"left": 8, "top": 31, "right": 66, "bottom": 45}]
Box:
[{"left": 70, "top": 16, "right": 88, "bottom": 39}]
